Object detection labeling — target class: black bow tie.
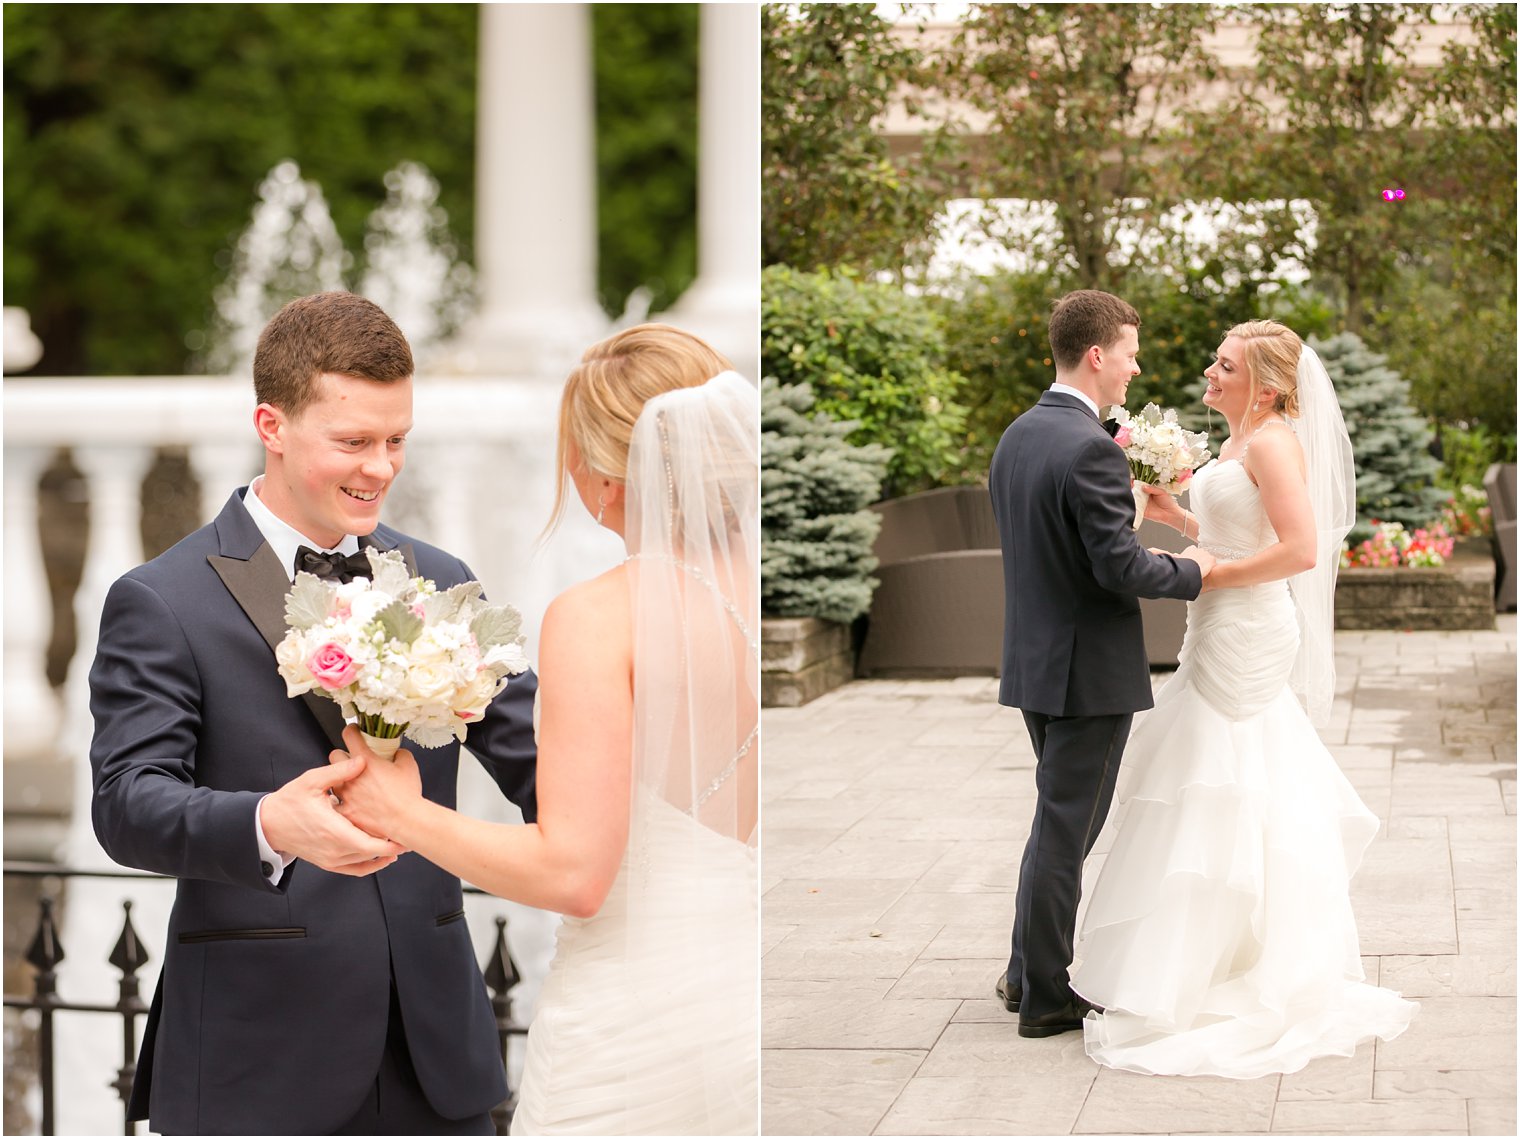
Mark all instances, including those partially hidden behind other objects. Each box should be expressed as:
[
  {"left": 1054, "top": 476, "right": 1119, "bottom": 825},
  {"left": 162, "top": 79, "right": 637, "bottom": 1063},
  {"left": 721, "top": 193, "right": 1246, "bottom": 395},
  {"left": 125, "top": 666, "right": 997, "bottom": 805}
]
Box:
[{"left": 294, "top": 546, "right": 372, "bottom": 584}]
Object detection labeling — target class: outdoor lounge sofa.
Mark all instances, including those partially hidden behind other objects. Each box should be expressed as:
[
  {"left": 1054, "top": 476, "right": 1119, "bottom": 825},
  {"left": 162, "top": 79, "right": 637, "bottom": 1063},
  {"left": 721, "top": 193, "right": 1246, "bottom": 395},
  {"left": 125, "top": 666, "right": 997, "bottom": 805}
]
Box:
[
  {"left": 856, "top": 485, "right": 1191, "bottom": 677},
  {"left": 1484, "top": 462, "right": 1517, "bottom": 612}
]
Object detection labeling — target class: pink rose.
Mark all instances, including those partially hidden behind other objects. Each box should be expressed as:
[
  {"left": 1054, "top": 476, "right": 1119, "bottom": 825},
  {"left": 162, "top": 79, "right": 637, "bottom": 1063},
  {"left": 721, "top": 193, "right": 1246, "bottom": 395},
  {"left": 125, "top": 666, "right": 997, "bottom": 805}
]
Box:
[
  {"left": 307, "top": 642, "right": 358, "bottom": 690},
  {"left": 1174, "top": 468, "right": 1193, "bottom": 487},
  {"left": 1113, "top": 425, "right": 1132, "bottom": 448}
]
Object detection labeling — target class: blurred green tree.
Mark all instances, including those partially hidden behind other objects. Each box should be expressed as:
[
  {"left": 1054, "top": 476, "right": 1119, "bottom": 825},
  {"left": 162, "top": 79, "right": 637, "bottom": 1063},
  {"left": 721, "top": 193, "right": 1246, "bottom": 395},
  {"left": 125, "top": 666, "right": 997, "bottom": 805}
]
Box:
[
  {"left": 3, "top": 4, "right": 698, "bottom": 375},
  {"left": 1193, "top": 4, "right": 1445, "bottom": 334},
  {"left": 940, "top": 3, "right": 1222, "bottom": 290},
  {"left": 761, "top": 2, "right": 951, "bottom": 275},
  {"left": 593, "top": 4, "right": 697, "bottom": 318}
]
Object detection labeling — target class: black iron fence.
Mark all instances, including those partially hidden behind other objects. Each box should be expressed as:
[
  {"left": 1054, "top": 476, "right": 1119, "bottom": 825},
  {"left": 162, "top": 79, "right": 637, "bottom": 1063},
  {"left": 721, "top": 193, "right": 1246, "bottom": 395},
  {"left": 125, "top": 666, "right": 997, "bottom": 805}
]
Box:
[{"left": 2, "top": 863, "right": 529, "bottom": 1136}]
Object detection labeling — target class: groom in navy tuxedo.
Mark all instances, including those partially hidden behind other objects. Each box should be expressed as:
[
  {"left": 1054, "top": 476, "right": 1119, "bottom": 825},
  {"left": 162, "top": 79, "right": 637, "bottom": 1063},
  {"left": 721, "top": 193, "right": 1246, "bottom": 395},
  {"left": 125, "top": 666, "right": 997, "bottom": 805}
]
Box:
[
  {"left": 988, "top": 290, "right": 1215, "bottom": 1038},
  {"left": 90, "top": 292, "right": 537, "bottom": 1134}
]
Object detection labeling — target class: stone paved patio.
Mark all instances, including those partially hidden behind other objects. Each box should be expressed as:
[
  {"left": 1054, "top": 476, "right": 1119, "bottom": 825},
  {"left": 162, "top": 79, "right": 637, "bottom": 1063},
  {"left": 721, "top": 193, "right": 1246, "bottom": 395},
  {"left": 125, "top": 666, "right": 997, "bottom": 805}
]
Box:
[{"left": 761, "top": 618, "right": 1516, "bottom": 1136}]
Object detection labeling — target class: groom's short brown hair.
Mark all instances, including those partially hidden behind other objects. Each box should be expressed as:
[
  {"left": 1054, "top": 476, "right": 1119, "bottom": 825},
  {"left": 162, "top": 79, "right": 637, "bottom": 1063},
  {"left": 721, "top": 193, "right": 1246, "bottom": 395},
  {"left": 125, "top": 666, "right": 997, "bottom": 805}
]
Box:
[
  {"left": 1048, "top": 290, "right": 1141, "bottom": 372},
  {"left": 253, "top": 292, "right": 413, "bottom": 418}
]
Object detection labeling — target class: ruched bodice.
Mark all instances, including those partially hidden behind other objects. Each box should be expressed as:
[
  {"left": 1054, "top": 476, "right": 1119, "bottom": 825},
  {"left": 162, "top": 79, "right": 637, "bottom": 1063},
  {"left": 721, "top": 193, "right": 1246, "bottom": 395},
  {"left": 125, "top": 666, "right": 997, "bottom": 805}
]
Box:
[
  {"left": 1191, "top": 458, "right": 1277, "bottom": 560},
  {"left": 1176, "top": 459, "right": 1297, "bottom": 721}
]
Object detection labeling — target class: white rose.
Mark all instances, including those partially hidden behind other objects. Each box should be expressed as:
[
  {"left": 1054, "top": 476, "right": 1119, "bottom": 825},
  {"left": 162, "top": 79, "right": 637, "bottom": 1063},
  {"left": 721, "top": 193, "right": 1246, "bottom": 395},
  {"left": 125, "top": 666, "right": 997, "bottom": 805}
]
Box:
[
  {"left": 403, "top": 660, "right": 456, "bottom": 704},
  {"left": 451, "top": 670, "right": 504, "bottom": 720},
  {"left": 410, "top": 627, "right": 453, "bottom": 667},
  {"left": 275, "top": 632, "right": 318, "bottom": 696},
  {"left": 349, "top": 590, "right": 394, "bottom": 628}
]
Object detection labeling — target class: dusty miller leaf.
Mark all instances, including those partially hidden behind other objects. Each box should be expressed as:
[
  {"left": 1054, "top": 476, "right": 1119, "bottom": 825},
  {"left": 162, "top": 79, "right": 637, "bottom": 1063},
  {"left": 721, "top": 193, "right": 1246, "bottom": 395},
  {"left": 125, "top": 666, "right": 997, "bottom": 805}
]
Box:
[
  {"left": 366, "top": 548, "right": 416, "bottom": 599},
  {"left": 470, "top": 604, "right": 524, "bottom": 650},
  {"left": 423, "top": 580, "right": 483, "bottom": 624},
  {"left": 376, "top": 600, "right": 424, "bottom": 646},
  {"left": 284, "top": 574, "right": 332, "bottom": 629}
]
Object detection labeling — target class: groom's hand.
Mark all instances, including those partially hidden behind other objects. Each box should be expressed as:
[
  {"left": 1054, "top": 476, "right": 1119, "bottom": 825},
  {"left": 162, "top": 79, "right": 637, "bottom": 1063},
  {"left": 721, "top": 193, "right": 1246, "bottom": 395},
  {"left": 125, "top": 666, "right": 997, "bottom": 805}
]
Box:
[
  {"left": 1177, "top": 545, "right": 1217, "bottom": 585},
  {"left": 261, "top": 758, "right": 408, "bottom": 876}
]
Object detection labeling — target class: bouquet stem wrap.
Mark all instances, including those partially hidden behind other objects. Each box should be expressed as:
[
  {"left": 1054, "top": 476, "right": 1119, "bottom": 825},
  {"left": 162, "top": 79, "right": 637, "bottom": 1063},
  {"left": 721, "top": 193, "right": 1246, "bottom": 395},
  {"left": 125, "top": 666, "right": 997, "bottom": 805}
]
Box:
[
  {"left": 1130, "top": 482, "right": 1149, "bottom": 531},
  {"left": 360, "top": 731, "right": 403, "bottom": 760}
]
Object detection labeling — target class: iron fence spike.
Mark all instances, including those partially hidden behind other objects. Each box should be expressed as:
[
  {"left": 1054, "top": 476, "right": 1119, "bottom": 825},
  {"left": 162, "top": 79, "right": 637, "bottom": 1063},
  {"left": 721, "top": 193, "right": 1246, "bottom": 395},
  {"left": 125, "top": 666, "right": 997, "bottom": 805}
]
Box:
[
  {"left": 25, "top": 895, "right": 64, "bottom": 973},
  {"left": 481, "top": 914, "right": 521, "bottom": 995},
  {"left": 109, "top": 899, "right": 150, "bottom": 975}
]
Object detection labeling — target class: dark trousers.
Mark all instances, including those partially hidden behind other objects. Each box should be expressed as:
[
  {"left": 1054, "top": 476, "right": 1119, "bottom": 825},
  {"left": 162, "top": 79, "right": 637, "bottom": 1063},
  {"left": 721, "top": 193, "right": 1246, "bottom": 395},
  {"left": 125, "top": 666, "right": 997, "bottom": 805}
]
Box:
[
  {"left": 1007, "top": 710, "right": 1133, "bottom": 1018},
  {"left": 335, "top": 983, "right": 495, "bottom": 1136}
]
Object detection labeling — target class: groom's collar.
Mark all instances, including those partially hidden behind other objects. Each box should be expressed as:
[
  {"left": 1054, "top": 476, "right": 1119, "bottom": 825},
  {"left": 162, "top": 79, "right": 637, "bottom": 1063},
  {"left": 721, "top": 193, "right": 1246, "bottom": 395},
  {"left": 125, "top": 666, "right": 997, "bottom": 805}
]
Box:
[
  {"left": 1047, "top": 382, "right": 1100, "bottom": 419},
  {"left": 242, "top": 476, "right": 360, "bottom": 583}
]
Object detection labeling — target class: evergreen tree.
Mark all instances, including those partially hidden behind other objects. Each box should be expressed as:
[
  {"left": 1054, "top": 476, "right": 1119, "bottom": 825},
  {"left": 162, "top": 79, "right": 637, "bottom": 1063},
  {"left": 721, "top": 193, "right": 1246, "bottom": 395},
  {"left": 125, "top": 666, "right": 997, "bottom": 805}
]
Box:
[
  {"left": 762, "top": 377, "right": 891, "bottom": 623},
  {"left": 1313, "top": 332, "right": 1445, "bottom": 533}
]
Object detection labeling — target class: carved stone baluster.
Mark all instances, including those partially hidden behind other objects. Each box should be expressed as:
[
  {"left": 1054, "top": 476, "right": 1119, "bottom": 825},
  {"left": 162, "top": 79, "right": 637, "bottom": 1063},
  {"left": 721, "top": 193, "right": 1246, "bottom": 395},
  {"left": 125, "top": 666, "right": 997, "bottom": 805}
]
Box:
[
  {"left": 3, "top": 445, "right": 62, "bottom": 765},
  {"left": 189, "top": 439, "right": 263, "bottom": 526},
  {"left": 61, "top": 444, "right": 154, "bottom": 869}
]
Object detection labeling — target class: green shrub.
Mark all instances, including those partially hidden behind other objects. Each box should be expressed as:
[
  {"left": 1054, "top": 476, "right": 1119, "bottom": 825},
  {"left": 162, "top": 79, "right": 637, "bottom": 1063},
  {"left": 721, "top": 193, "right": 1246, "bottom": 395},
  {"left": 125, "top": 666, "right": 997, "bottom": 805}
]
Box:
[
  {"left": 761, "top": 264, "right": 970, "bottom": 496},
  {"left": 761, "top": 377, "right": 891, "bottom": 624},
  {"left": 1434, "top": 421, "right": 1518, "bottom": 493},
  {"left": 1368, "top": 265, "right": 1518, "bottom": 449}
]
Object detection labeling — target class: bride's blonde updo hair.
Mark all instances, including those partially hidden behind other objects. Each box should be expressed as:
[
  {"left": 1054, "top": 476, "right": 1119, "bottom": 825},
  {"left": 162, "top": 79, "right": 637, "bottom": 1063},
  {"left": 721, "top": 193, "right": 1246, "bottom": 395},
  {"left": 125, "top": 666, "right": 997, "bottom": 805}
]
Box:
[
  {"left": 1226, "top": 319, "right": 1304, "bottom": 418},
  {"left": 548, "top": 322, "right": 733, "bottom": 531}
]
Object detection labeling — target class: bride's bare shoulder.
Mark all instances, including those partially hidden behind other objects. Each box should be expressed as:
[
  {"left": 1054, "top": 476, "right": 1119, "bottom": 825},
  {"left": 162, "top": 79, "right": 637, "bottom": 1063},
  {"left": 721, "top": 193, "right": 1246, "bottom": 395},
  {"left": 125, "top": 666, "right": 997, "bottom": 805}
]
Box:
[{"left": 542, "top": 564, "right": 632, "bottom": 641}]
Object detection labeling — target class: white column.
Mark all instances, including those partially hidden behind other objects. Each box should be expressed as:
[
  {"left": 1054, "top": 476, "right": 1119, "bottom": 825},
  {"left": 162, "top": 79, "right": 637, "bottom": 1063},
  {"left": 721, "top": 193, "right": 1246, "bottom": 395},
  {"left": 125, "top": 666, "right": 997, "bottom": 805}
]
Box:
[
  {"left": 62, "top": 443, "right": 154, "bottom": 868},
  {"left": 4, "top": 445, "right": 62, "bottom": 762},
  {"left": 458, "top": 3, "right": 606, "bottom": 378},
  {"left": 666, "top": 3, "right": 761, "bottom": 382}
]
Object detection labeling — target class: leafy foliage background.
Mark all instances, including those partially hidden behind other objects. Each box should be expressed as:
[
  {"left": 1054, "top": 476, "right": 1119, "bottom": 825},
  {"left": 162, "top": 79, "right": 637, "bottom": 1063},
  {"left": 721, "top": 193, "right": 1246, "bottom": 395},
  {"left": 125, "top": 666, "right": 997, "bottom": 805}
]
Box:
[{"left": 4, "top": 4, "right": 698, "bottom": 376}]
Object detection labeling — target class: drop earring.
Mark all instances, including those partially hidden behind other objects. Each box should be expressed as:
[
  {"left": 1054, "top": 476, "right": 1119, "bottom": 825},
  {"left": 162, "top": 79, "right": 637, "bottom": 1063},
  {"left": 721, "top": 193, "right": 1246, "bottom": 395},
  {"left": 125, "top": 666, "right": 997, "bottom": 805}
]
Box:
[{"left": 596, "top": 493, "right": 607, "bottom": 525}]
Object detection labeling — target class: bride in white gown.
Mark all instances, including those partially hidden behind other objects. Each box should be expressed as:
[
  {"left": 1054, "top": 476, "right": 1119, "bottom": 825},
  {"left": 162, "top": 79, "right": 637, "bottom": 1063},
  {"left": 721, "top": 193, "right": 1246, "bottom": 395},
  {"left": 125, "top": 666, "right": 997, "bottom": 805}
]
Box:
[
  {"left": 336, "top": 324, "right": 759, "bottom": 1133},
  {"left": 1069, "top": 320, "right": 1417, "bottom": 1078}
]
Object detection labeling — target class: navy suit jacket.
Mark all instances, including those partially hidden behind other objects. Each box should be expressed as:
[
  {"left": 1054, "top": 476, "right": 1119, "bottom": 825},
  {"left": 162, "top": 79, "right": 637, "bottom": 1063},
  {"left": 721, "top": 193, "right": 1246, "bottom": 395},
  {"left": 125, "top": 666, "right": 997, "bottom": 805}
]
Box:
[
  {"left": 89, "top": 489, "right": 538, "bottom": 1135},
  {"left": 989, "top": 391, "right": 1203, "bottom": 716}
]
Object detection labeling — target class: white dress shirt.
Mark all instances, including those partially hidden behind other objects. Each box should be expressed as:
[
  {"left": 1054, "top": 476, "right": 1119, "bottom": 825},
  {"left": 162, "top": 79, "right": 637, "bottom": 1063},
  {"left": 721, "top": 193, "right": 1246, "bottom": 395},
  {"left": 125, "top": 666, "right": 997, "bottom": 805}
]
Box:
[
  {"left": 242, "top": 477, "right": 362, "bottom": 884},
  {"left": 1048, "top": 382, "right": 1101, "bottom": 419}
]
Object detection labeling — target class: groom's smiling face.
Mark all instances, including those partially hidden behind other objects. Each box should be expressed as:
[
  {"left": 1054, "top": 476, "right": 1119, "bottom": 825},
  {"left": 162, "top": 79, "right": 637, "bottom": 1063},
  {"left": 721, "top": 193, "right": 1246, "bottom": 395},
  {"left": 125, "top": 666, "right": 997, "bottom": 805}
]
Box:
[
  {"left": 1094, "top": 324, "right": 1141, "bottom": 408},
  {"left": 256, "top": 371, "right": 413, "bottom": 547}
]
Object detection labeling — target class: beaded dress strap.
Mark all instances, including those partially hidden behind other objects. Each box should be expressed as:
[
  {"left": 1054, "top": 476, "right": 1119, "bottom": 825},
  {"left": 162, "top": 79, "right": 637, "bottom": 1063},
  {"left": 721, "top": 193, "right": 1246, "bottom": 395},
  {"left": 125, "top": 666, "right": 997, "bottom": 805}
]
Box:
[{"left": 1238, "top": 417, "right": 1292, "bottom": 463}]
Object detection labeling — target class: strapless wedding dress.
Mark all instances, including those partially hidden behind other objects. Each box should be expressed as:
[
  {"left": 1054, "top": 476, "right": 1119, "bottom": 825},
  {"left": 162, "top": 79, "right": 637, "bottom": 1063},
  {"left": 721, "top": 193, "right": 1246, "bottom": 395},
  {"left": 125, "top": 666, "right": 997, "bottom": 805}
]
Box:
[
  {"left": 510, "top": 790, "right": 758, "bottom": 1134},
  {"left": 1069, "top": 457, "right": 1416, "bottom": 1078}
]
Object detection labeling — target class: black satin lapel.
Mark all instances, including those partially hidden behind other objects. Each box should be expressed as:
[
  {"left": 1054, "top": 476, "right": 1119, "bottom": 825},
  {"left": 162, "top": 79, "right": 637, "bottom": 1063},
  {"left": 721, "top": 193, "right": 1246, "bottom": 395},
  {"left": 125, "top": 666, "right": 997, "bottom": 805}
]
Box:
[{"left": 208, "top": 546, "right": 348, "bottom": 750}]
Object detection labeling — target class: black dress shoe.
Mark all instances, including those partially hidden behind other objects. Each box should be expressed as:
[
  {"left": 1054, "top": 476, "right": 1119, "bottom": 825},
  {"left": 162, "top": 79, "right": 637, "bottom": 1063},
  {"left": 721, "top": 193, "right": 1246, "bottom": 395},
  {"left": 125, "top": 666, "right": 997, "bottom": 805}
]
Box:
[
  {"left": 994, "top": 976, "right": 1021, "bottom": 1013},
  {"left": 1017, "top": 996, "right": 1100, "bottom": 1039}
]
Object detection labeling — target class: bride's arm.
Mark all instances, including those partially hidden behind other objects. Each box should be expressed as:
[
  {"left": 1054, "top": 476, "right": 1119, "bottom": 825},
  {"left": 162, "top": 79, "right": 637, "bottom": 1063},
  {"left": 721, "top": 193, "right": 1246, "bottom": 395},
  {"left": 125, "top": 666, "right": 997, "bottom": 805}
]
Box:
[
  {"left": 335, "top": 574, "right": 634, "bottom": 918},
  {"left": 1200, "top": 429, "right": 1318, "bottom": 592}
]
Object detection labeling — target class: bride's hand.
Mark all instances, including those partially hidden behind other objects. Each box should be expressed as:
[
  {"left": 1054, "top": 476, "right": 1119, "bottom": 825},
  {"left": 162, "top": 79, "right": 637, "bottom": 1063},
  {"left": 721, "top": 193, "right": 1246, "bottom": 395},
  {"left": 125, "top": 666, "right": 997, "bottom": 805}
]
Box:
[
  {"left": 1138, "top": 482, "right": 1186, "bottom": 530},
  {"left": 330, "top": 725, "right": 423, "bottom": 846}
]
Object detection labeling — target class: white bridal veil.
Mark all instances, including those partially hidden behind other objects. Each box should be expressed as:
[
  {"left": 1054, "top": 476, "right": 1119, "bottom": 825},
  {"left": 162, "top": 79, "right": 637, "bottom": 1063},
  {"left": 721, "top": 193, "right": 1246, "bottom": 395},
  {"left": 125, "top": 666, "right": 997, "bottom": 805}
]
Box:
[
  {"left": 620, "top": 369, "right": 759, "bottom": 1132},
  {"left": 1287, "top": 345, "right": 1357, "bottom": 726}
]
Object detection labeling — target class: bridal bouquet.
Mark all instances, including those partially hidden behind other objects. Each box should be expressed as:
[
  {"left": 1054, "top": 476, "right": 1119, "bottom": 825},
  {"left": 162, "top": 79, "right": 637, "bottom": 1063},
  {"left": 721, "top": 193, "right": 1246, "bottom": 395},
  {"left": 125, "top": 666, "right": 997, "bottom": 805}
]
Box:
[
  {"left": 275, "top": 549, "right": 530, "bottom": 757},
  {"left": 1107, "top": 403, "right": 1212, "bottom": 530}
]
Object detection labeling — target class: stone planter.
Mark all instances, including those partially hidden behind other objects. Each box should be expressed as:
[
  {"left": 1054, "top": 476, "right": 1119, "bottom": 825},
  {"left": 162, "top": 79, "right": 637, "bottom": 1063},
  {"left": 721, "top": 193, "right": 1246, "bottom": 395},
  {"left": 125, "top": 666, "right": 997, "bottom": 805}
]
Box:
[
  {"left": 762, "top": 616, "right": 853, "bottom": 707},
  {"left": 1335, "top": 560, "right": 1496, "bottom": 631}
]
